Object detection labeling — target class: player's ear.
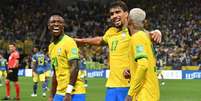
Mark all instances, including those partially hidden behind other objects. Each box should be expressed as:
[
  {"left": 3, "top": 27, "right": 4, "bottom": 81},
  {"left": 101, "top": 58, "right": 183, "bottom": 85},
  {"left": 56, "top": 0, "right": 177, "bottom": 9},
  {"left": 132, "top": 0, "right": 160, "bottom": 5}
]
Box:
[
  {"left": 48, "top": 23, "right": 51, "bottom": 30},
  {"left": 128, "top": 17, "right": 132, "bottom": 25},
  {"left": 125, "top": 11, "right": 128, "bottom": 18},
  {"left": 63, "top": 23, "right": 66, "bottom": 30}
]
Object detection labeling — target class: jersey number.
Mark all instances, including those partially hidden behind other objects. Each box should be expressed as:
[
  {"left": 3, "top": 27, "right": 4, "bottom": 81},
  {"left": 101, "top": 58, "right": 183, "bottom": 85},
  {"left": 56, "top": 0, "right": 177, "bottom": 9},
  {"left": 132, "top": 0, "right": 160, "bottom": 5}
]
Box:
[
  {"left": 38, "top": 56, "right": 44, "bottom": 65},
  {"left": 111, "top": 40, "right": 118, "bottom": 51}
]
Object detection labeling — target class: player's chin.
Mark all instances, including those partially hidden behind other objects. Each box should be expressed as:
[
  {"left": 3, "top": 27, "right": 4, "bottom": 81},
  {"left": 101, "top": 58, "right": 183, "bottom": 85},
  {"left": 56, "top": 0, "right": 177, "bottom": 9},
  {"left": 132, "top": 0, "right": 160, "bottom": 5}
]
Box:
[
  {"left": 114, "top": 23, "right": 122, "bottom": 28},
  {"left": 52, "top": 31, "right": 61, "bottom": 36}
]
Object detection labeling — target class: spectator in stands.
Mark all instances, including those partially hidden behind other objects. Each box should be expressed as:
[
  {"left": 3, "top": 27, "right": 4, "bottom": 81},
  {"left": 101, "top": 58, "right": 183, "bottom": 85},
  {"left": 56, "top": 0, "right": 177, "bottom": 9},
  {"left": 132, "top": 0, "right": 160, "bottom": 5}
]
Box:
[{"left": 0, "top": 0, "right": 200, "bottom": 69}]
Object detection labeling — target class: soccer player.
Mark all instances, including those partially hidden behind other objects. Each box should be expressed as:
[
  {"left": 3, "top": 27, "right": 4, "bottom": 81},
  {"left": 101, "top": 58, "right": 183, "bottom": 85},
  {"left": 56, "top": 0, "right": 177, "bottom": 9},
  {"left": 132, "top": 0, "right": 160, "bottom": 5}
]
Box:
[
  {"left": 125, "top": 8, "right": 160, "bottom": 101},
  {"left": 48, "top": 13, "right": 86, "bottom": 101},
  {"left": 0, "top": 51, "right": 7, "bottom": 86},
  {"left": 31, "top": 47, "right": 48, "bottom": 97},
  {"left": 74, "top": 1, "right": 161, "bottom": 101},
  {"left": 2, "top": 42, "right": 20, "bottom": 100},
  {"left": 157, "top": 58, "right": 165, "bottom": 85}
]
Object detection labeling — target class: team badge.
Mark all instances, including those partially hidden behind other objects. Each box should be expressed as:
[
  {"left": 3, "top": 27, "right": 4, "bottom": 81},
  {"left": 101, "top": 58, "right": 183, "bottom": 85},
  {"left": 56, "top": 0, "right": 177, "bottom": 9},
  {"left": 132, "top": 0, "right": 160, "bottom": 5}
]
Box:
[
  {"left": 136, "top": 45, "right": 144, "bottom": 53},
  {"left": 57, "top": 48, "right": 62, "bottom": 55},
  {"left": 71, "top": 48, "right": 78, "bottom": 55},
  {"left": 122, "top": 31, "right": 126, "bottom": 39},
  {"left": 122, "top": 27, "right": 128, "bottom": 39}
]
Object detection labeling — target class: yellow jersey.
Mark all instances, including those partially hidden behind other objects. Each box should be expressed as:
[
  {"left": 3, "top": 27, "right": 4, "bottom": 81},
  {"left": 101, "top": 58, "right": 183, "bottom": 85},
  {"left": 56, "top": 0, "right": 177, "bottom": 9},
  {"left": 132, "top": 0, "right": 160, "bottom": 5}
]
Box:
[
  {"left": 48, "top": 34, "right": 85, "bottom": 95},
  {"left": 103, "top": 27, "right": 130, "bottom": 87},
  {"left": 128, "top": 31, "right": 160, "bottom": 101}
]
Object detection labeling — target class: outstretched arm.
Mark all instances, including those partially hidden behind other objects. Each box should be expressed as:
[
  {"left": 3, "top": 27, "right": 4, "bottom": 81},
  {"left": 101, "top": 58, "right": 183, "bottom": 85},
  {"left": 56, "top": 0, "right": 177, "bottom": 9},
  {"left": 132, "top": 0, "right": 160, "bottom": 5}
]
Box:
[
  {"left": 74, "top": 36, "right": 106, "bottom": 46},
  {"left": 146, "top": 29, "right": 162, "bottom": 43}
]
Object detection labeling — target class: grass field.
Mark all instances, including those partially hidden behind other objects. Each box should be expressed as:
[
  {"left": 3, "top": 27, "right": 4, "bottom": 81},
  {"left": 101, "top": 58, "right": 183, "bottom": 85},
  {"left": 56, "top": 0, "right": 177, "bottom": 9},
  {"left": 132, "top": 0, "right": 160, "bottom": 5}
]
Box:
[{"left": 0, "top": 77, "right": 201, "bottom": 101}]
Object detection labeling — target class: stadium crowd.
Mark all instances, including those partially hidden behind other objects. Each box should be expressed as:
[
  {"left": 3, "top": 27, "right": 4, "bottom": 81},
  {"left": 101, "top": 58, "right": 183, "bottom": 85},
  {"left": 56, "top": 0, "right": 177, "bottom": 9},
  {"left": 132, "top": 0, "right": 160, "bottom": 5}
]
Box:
[{"left": 0, "top": 0, "right": 200, "bottom": 69}]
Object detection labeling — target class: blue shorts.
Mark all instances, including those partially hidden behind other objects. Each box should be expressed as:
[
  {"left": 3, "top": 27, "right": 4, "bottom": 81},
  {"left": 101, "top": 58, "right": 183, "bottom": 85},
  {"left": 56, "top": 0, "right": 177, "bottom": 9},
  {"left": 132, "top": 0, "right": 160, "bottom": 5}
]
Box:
[
  {"left": 35, "top": 66, "right": 46, "bottom": 74},
  {"left": 105, "top": 87, "right": 129, "bottom": 101},
  {"left": 53, "top": 94, "right": 86, "bottom": 101}
]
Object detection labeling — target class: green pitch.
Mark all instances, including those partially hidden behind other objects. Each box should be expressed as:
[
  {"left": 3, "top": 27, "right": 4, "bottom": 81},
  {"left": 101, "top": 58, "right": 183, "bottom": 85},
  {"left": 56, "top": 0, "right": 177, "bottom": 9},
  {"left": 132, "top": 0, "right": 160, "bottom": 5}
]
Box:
[{"left": 0, "top": 77, "right": 201, "bottom": 101}]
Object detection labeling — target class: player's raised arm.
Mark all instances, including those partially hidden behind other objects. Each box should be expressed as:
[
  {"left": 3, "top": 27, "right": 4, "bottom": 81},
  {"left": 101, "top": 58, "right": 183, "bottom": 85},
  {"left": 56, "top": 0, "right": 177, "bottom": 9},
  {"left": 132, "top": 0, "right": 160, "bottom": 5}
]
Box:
[
  {"left": 74, "top": 36, "right": 105, "bottom": 46},
  {"left": 149, "top": 30, "right": 162, "bottom": 43},
  {"left": 144, "top": 29, "right": 162, "bottom": 44}
]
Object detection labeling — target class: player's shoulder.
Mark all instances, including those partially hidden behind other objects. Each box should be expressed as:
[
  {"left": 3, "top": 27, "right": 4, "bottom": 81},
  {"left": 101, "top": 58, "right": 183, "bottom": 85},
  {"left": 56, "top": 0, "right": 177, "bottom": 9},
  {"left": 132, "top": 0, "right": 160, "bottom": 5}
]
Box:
[
  {"left": 13, "top": 51, "right": 20, "bottom": 57},
  {"left": 131, "top": 31, "right": 148, "bottom": 39},
  {"left": 105, "top": 27, "right": 118, "bottom": 35},
  {"left": 134, "top": 31, "right": 147, "bottom": 36},
  {"left": 48, "top": 42, "right": 54, "bottom": 49},
  {"left": 62, "top": 34, "right": 75, "bottom": 43}
]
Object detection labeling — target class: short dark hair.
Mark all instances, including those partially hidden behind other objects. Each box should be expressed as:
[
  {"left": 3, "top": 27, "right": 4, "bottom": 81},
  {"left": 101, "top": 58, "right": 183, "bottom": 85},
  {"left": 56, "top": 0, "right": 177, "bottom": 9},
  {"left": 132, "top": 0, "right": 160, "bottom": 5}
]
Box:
[
  {"left": 48, "top": 10, "right": 64, "bottom": 19},
  {"left": 9, "top": 41, "right": 16, "bottom": 46},
  {"left": 109, "top": 1, "right": 128, "bottom": 12},
  {"left": 48, "top": 10, "right": 64, "bottom": 23}
]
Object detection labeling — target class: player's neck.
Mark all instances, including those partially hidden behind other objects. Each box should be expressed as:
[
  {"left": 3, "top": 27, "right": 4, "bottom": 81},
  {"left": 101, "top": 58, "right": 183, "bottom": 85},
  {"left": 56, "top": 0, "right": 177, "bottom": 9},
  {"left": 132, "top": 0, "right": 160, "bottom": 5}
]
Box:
[
  {"left": 117, "top": 23, "right": 127, "bottom": 32},
  {"left": 129, "top": 25, "right": 142, "bottom": 35},
  {"left": 11, "top": 50, "right": 16, "bottom": 53},
  {"left": 53, "top": 33, "right": 64, "bottom": 43}
]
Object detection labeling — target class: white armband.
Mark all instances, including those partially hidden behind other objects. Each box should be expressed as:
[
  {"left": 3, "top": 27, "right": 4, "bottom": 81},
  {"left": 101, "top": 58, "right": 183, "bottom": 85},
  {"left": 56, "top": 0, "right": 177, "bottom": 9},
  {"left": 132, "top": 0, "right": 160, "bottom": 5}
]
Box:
[{"left": 66, "top": 84, "right": 74, "bottom": 94}]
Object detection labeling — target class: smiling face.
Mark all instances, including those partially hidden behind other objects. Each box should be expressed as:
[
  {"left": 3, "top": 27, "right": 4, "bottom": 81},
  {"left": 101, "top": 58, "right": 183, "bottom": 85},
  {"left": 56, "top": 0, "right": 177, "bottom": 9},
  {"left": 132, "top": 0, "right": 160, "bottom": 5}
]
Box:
[
  {"left": 109, "top": 7, "right": 128, "bottom": 28},
  {"left": 48, "top": 15, "right": 65, "bottom": 37}
]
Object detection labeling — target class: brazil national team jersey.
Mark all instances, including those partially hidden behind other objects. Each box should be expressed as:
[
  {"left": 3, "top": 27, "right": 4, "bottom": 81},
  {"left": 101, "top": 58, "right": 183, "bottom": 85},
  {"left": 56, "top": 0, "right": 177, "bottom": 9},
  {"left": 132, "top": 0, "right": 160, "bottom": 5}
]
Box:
[
  {"left": 0, "top": 58, "right": 7, "bottom": 71},
  {"left": 48, "top": 34, "right": 85, "bottom": 95},
  {"left": 32, "top": 52, "right": 48, "bottom": 74},
  {"left": 128, "top": 31, "right": 160, "bottom": 100},
  {"left": 103, "top": 27, "right": 130, "bottom": 87}
]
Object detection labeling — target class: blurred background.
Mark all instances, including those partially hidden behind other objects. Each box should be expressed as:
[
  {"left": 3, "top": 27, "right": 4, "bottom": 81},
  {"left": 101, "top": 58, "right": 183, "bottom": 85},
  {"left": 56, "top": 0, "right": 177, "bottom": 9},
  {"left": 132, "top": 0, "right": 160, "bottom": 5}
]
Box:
[
  {"left": 0, "top": 0, "right": 200, "bottom": 70},
  {"left": 0, "top": 0, "right": 200, "bottom": 101}
]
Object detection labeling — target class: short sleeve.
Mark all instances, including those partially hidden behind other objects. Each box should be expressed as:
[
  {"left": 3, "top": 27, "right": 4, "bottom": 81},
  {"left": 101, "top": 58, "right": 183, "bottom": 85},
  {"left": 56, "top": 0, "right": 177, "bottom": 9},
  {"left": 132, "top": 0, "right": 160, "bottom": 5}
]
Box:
[
  {"left": 131, "top": 31, "right": 148, "bottom": 61},
  {"left": 66, "top": 39, "right": 79, "bottom": 61},
  {"left": 103, "top": 31, "right": 109, "bottom": 43}
]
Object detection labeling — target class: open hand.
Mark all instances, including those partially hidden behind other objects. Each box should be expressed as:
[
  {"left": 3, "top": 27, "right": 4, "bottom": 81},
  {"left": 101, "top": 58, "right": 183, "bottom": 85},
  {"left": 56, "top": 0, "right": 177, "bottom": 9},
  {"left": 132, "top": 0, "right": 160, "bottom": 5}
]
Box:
[
  {"left": 125, "top": 95, "right": 132, "bottom": 101},
  {"left": 150, "top": 30, "right": 162, "bottom": 43},
  {"left": 63, "top": 93, "right": 71, "bottom": 101},
  {"left": 123, "top": 69, "right": 131, "bottom": 79}
]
